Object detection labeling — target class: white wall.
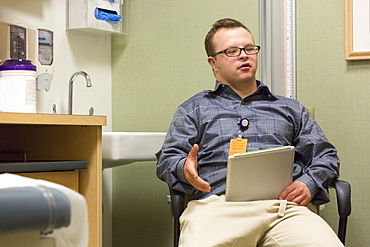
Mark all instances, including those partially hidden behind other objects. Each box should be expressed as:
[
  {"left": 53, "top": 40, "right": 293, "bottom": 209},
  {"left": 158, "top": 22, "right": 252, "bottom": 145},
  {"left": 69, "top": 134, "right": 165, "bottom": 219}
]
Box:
[
  {"left": 0, "top": 1, "right": 113, "bottom": 246},
  {"left": 0, "top": 0, "right": 112, "bottom": 131}
]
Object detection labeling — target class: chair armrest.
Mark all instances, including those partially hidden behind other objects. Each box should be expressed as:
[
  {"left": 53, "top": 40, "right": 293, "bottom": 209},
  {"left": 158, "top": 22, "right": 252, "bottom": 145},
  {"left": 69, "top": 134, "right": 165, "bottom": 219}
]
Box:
[
  {"left": 169, "top": 188, "right": 186, "bottom": 247},
  {"left": 330, "top": 179, "right": 351, "bottom": 218},
  {"left": 169, "top": 188, "right": 185, "bottom": 219}
]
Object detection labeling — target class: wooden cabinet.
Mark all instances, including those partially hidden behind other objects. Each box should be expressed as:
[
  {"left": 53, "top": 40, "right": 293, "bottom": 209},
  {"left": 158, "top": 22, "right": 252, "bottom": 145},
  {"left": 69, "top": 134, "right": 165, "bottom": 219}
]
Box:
[{"left": 0, "top": 112, "right": 106, "bottom": 247}]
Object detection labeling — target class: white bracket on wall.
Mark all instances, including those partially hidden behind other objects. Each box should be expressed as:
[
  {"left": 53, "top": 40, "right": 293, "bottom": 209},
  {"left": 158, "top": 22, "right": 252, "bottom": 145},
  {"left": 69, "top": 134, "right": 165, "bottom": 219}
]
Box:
[{"left": 259, "top": 0, "right": 296, "bottom": 99}]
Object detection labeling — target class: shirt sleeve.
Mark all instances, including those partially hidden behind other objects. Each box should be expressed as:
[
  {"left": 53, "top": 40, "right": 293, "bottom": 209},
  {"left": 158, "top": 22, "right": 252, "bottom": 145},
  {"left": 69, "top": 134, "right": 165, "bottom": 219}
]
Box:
[
  {"left": 293, "top": 106, "right": 340, "bottom": 205},
  {"left": 156, "top": 105, "right": 198, "bottom": 194}
]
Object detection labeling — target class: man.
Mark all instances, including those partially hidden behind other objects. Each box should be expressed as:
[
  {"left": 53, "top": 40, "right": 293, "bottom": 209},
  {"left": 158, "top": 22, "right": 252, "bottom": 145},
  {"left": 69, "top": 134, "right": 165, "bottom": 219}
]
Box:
[{"left": 156, "top": 18, "right": 343, "bottom": 246}]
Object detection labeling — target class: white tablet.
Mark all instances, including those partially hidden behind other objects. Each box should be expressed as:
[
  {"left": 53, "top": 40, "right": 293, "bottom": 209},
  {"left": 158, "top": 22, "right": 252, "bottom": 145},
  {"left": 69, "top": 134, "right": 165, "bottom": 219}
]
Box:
[{"left": 225, "top": 146, "right": 295, "bottom": 202}]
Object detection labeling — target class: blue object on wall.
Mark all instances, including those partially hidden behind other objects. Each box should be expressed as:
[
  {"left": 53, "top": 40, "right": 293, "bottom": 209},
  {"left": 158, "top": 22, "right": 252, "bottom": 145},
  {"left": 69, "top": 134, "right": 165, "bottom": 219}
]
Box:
[{"left": 94, "top": 8, "right": 122, "bottom": 24}]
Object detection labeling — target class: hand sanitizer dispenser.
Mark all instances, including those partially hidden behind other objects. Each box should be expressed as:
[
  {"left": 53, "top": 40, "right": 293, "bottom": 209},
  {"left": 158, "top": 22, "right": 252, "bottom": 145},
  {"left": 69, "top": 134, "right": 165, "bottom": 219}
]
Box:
[
  {"left": 0, "top": 22, "right": 27, "bottom": 62},
  {"left": 0, "top": 22, "right": 54, "bottom": 92},
  {"left": 36, "top": 29, "right": 54, "bottom": 91}
]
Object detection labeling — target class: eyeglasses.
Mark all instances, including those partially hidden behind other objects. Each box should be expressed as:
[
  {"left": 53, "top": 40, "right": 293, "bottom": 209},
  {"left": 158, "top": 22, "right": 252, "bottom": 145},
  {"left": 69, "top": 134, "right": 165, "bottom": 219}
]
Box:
[{"left": 211, "top": 45, "right": 261, "bottom": 57}]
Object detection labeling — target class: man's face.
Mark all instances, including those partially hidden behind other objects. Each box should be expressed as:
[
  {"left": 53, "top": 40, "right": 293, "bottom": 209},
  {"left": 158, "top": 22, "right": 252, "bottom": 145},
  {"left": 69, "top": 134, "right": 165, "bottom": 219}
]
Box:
[{"left": 208, "top": 27, "right": 258, "bottom": 86}]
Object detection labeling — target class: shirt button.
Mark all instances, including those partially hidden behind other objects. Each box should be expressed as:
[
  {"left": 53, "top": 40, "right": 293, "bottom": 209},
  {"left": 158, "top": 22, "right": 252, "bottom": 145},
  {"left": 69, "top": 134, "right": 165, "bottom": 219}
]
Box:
[{"left": 241, "top": 101, "right": 245, "bottom": 105}]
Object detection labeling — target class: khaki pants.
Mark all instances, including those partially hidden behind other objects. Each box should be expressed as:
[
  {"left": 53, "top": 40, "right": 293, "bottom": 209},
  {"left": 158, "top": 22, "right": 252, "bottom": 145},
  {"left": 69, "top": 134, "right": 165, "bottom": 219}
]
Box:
[{"left": 179, "top": 195, "right": 343, "bottom": 247}]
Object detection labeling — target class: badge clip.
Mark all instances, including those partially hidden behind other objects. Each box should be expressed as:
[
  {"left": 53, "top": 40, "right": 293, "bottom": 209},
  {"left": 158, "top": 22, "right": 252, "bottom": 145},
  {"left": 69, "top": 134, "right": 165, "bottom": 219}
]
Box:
[{"left": 237, "top": 118, "right": 249, "bottom": 139}]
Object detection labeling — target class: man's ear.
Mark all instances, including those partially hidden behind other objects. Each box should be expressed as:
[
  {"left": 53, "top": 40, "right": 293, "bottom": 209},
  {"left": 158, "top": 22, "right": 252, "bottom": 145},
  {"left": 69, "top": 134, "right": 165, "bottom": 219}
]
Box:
[{"left": 207, "top": 56, "right": 217, "bottom": 70}]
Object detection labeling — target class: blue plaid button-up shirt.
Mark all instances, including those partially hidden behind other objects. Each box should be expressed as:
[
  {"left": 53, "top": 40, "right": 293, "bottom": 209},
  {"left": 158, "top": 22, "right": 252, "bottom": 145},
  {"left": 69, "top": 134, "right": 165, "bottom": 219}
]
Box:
[{"left": 156, "top": 81, "right": 339, "bottom": 205}]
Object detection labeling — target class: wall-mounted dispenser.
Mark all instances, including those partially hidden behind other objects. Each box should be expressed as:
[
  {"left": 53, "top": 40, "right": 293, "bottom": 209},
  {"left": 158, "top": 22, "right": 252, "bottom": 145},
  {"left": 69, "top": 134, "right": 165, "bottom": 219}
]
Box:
[
  {"left": 0, "top": 22, "right": 28, "bottom": 62},
  {"left": 0, "top": 22, "right": 54, "bottom": 92},
  {"left": 9, "top": 25, "right": 27, "bottom": 60},
  {"left": 67, "top": 0, "right": 129, "bottom": 35},
  {"left": 35, "top": 29, "right": 54, "bottom": 91}
]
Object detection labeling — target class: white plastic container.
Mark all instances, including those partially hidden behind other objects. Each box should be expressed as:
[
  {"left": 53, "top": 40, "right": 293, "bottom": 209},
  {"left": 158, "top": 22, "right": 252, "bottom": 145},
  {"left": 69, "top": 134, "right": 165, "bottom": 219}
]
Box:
[{"left": 0, "top": 60, "right": 37, "bottom": 113}]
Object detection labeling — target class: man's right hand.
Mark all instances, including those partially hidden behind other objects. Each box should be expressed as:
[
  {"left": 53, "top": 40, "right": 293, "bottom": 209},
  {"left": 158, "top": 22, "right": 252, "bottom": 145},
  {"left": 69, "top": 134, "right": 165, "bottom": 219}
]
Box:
[{"left": 183, "top": 144, "right": 211, "bottom": 192}]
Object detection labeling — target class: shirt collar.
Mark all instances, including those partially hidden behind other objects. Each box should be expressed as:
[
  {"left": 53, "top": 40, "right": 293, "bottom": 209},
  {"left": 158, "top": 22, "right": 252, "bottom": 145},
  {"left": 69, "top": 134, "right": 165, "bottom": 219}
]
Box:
[{"left": 212, "top": 80, "right": 278, "bottom": 100}]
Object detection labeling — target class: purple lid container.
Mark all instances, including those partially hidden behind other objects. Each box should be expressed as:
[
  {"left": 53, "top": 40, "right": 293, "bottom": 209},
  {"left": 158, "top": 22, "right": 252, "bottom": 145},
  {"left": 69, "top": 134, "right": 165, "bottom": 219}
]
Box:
[{"left": 0, "top": 59, "right": 36, "bottom": 71}]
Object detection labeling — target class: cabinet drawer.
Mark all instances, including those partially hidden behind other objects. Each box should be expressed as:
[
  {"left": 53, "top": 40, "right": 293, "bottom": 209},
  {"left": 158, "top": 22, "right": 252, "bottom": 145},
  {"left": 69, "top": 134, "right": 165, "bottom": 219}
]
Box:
[{"left": 16, "top": 170, "right": 79, "bottom": 192}]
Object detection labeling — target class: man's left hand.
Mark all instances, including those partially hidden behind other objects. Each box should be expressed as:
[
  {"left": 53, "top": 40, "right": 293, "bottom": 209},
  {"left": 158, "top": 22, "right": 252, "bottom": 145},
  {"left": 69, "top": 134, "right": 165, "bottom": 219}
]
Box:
[{"left": 279, "top": 181, "right": 312, "bottom": 206}]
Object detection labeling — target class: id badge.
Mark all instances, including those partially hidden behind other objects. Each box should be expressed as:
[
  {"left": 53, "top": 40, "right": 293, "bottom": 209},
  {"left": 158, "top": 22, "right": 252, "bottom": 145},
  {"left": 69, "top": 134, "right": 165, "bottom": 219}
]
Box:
[{"left": 228, "top": 138, "right": 248, "bottom": 156}]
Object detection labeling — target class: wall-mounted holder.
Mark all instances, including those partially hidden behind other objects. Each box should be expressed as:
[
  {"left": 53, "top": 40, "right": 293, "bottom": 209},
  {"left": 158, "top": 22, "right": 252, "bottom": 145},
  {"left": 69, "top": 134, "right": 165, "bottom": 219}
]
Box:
[
  {"left": 36, "top": 28, "right": 54, "bottom": 91},
  {"left": 67, "top": 0, "right": 129, "bottom": 36}
]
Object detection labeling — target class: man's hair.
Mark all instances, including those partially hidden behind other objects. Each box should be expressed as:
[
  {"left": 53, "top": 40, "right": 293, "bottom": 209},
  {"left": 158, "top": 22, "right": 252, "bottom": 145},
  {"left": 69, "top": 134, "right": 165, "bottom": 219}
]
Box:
[{"left": 204, "top": 18, "right": 252, "bottom": 57}]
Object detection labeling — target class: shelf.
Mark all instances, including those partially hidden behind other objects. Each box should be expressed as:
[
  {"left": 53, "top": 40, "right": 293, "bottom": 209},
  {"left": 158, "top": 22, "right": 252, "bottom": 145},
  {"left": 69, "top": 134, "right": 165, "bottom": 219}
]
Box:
[{"left": 0, "top": 160, "right": 88, "bottom": 173}]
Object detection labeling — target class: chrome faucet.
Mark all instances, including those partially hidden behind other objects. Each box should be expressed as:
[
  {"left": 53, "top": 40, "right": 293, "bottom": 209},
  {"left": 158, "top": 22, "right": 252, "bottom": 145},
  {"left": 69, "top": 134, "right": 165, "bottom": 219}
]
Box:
[{"left": 68, "top": 71, "right": 92, "bottom": 115}]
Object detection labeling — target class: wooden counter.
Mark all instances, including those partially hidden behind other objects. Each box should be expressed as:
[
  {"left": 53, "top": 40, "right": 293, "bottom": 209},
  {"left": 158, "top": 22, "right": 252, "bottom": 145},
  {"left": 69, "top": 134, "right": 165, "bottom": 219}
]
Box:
[{"left": 0, "top": 112, "right": 106, "bottom": 247}]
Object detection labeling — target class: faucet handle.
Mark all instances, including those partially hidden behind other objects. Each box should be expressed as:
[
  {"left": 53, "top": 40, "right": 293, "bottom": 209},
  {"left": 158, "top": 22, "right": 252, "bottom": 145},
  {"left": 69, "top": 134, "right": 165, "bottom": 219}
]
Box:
[
  {"left": 52, "top": 104, "right": 57, "bottom": 114},
  {"left": 89, "top": 107, "right": 94, "bottom": 116}
]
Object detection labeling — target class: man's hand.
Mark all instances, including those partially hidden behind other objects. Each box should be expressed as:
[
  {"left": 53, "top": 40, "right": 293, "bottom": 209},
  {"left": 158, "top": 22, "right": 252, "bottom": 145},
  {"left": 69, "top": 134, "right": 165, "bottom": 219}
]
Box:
[
  {"left": 279, "top": 181, "right": 312, "bottom": 206},
  {"left": 183, "top": 144, "right": 211, "bottom": 192}
]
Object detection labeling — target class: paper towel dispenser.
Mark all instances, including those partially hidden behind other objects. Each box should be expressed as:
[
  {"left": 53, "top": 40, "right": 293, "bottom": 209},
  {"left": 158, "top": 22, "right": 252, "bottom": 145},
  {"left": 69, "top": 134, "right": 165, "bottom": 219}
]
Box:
[{"left": 67, "top": 0, "right": 129, "bottom": 35}]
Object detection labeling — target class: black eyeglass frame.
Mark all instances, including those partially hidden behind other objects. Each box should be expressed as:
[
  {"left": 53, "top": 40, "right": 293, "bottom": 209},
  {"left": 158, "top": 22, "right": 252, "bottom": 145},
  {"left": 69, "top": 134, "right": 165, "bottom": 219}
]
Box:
[{"left": 210, "top": 45, "right": 261, "bottom": 57}]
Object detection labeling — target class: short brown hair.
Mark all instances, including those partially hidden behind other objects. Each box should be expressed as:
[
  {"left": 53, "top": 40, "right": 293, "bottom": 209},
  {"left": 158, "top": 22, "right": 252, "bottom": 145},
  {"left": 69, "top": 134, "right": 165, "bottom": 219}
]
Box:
[{"left": 204, "top": 18, "right": 252, "bottom": 56}]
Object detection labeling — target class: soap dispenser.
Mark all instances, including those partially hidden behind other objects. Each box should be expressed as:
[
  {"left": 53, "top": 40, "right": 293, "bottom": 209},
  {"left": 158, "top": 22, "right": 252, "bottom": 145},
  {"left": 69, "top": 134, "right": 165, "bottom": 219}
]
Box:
[{"left": 36, "top": 28, "right": 54, "bottom": 92}]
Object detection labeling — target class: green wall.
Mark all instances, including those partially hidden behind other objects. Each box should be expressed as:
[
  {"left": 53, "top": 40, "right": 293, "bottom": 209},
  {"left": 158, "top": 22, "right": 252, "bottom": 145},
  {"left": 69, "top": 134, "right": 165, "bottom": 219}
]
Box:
[
  {"left": 296, "top": 1, "right": 370, "bottom": 246},
  {"left": 111, "top": 1, "right": 259, "bottom": 246},
  {"left": 112, "top": 1, "right": 368, "bottom": 246}
]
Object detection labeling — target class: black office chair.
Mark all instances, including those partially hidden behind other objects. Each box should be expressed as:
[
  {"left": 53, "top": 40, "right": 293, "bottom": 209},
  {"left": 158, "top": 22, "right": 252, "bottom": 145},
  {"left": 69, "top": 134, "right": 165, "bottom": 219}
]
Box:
[{"left": 169, "top": 179, "right": 351, "bottom": 247}]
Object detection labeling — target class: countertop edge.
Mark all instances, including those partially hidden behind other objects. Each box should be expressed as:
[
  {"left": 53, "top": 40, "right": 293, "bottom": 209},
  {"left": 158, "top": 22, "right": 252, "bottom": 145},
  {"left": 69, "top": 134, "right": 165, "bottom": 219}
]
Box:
[{"left": 0, "top": 112, "right": 107, "bottom": 126}]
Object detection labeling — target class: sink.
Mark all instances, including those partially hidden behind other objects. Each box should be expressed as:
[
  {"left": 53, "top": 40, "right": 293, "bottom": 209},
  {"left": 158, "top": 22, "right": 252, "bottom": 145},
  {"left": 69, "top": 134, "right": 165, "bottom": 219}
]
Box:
[{"left": 102, "top": 132, "right": 166, "bottom": 169}]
